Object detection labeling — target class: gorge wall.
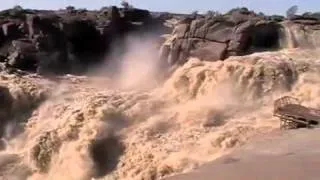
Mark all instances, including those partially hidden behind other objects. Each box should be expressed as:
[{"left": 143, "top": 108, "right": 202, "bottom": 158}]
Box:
[
  {"left": 0, "top": 6, "right": 172, "bottom": 75},
  {"left": 160, "top": 8, "right": 320, "bottom": 65},
  {"left": 0, "top": 7, "right": 320, "bottom": 76}
]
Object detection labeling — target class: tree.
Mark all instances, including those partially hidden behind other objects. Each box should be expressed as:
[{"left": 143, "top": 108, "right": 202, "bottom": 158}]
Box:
[
  {"left": 206, "top": 10, "right": 221, "bottom": 17},
  {"left": 13, "top": 5, "right": 23, "bottom": 11},
  {"left": 286, "top": 5, "right": 298, "bottom": 19},
  {"left": 239, "top": 7, "right": 249, "bottom": 13},
  {"left": 10, "top": 5, "right": 24, "bottom": 17},
  {"left": 100, "top": 6, "right": 109, "bottom": 11},
  {"left": 302, "top": 12, "right": 320, "bottom": 20},
  {"left": 191, "top": 10, "right": 198, "bottom": 18},
  {"left": 121, "top": 1, "right": 133, "bottom": 9},
  {"left": 66, "top": 6, "right": 75, "bottom": 11},
  {"left": 121, "top": 1, "right": 129, "bottom": 8},
  {"left": 269, "top": 15, "right": 285, "bottom": 22},
  {"left": 228, "top": 7, "right": 249, "bottom": 14},
  {"left": 205, "top": 10, "right": 222, "bottom": 20}
]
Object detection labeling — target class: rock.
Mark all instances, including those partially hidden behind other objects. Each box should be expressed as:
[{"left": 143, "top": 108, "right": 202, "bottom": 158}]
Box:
[
  {"left": 62, "top": 19, "right": 101, "bottom": 54},
  {"left": 2, "top": 22, "right": 19, "bottom": 37},
  {"left": 281, "top": 21, "right": 320, "bottom": 48},
  {"left": 122, "top": 8, "right": 151, "bottom": 22},
  {"left": 12, "top": 39, "right": 37, "bottom": 52},
  {"left": 0, "top": 86, "right": 12, "bottom": 117},
  {"left": 0, "top": 86, "right": 13, "bottom": 136},
  {"left": 190, "top": 40, "right": 227, "bottom": 60},
  {"left": 109, "top": 6, "right": 121, "bottom": 22},
  {"left": 0, "top": 6, "right": 319, "bottom": 73},
  {"left": 26, "top": 14, "right": 39, "bottom": 39},
  {"left": 229, "top": 9, "right": 253, "bottom": 24},
  {"left": 189, "top": 19, "right": 206, "bottom": 37},
  {"left": 248, "top": 22, "right": 282, "bottom": 51},
  {"left": 36, "top": 51, "right": 69, "bottom": 75},
  {"left": 205, "top": 22, "right": 234, "bottom": 42},
  {"left": 0, "top": 6, "right": 172, "bottom": 75},
  {"left": 174, "top": 23, "right": 189, "bottom": 38},
  {"left": 161, "top": 8, "right": 302, "bottom": 64},
  {"left": 6, "top": 39, "right": 38, "bottom": 71}
]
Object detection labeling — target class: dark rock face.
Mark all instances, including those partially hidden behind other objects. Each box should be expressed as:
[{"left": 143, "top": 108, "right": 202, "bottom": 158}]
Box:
[
  {"left": 161, "top": 8, "right": 320, "bottom": 66},
  {"left": 240, "top": 22, "right": 282, "bottom": 53},
  {"left": 1, "top": 6, "right": 320, "bottom": 73},
  {"left": 161, "top": 9, "right": 287, "bottom": 64},
  {"left": 0, "top": 86, "right": 13, "bottom": 137},
  {"left": 0, "top": 6, "right": 171, "bottom": 75},
  {"left": 190, "top": 41, "right": 227, "bottom": 61},
  {"left": 7, "top": 39, "right": 38, "bottom": 70}
]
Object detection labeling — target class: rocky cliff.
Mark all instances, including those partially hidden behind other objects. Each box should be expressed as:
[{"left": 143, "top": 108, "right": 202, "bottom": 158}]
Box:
[
  {"left": 1, "top": 6, "right": 320, "bottom": 75},
  {"left": 0, "top": 6, "right": 173, "bottom": 75},
  {"left": 160, "top": 8, "right": 320, "bottom": 65}
]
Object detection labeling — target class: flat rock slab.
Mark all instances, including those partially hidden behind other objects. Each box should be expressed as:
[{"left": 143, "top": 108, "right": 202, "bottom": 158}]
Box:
[{"left": 167, "top": 129, "right": 320, "bottom": 180}]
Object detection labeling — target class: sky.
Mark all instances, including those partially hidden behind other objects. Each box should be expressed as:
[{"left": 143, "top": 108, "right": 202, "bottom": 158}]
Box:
[{"left": 1, "top": 0, "right": 319, "bottom": 15}]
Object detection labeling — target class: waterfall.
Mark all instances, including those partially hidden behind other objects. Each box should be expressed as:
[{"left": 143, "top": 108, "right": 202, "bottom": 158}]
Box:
[
  {"left": 280, "top": 22, "right": 320, "bottom": 49},
  {"left": 280, "top": 24, "right": 298, "bottom": 48}
]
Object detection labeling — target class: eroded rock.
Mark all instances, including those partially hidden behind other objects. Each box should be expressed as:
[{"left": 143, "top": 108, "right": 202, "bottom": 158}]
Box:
[{"left": 160, "top": 9, "right": 320, "bottom": 65}]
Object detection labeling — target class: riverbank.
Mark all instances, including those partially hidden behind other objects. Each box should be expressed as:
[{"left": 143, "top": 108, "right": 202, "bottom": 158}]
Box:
[{"left": 166, "top": 128, "right": 320, "bottom": 180}]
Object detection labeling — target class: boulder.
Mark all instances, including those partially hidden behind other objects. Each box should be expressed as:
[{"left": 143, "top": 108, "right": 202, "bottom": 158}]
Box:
[
  {"left": 62, "top": 18, "right": 106, "bottom": 68},
  {"left": 36, "top": 51, "right": 69, "bottom": 75},
  {"left": 1, "top": 22, "right": 21, "bottom": 38},
  {"left": 62, "top": 18, "right": 101, "bottom": 53},
  {"left": 205, "top": 22, "right": 234, "bottom": 42},
  {"left": 6, "top": 39, "right": 38, "bottom": 71},
  {"left": 190, "top": 40, "right": 227, "bottom": 60}
]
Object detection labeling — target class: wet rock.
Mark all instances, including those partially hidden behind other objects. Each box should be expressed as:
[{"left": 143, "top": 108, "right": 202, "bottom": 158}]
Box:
[
  {"left": 0, "top": 86, "right": 13, "bottom": 137},
  {"left": 0, "top": 86, "right": 13, "bottom": 119},
  {"left": 2, "top": 22, "right": 20, "bottom": 37},
  {"left": 190, "top": 40, "right": 227, "bottom": 60},
  {"left": 6, "top": 39, "right": 38, "bottom": 71},
  {"left": 161, "top": 8, "right": 320, "bottom": 64}
]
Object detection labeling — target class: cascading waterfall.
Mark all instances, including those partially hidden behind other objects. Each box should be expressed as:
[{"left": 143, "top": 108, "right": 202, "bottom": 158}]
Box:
[
  {"left": 0, "top": 48, "right": 320, "bottom": 180},
  {"left": 280, "top": 24, "right": 298, "bottom": 48},
  {"left": 280, "top": 21, "right": 320, "bottom": 49}
]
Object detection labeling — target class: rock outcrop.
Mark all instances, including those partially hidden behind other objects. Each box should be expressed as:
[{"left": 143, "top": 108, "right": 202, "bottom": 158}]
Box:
[
  {"left": 1, "top": 6, "right": 320, "bottom": 75},
  {"left": 0, "top": 86, "right": 13, "bottom": 129},
  {"left": 0, "top": 6, "right": 172, "bottom": 75},
  {"left": 281, "top": 18, "right": 320, "bottom": 48},
  {"left": 160, "top": 8, "right": 320, "bottom": 65}
]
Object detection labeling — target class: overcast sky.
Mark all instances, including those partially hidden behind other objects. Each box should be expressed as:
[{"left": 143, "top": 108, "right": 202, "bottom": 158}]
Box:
[{"left": 1, "top": 0, "right": 319, "bottom": 15}]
